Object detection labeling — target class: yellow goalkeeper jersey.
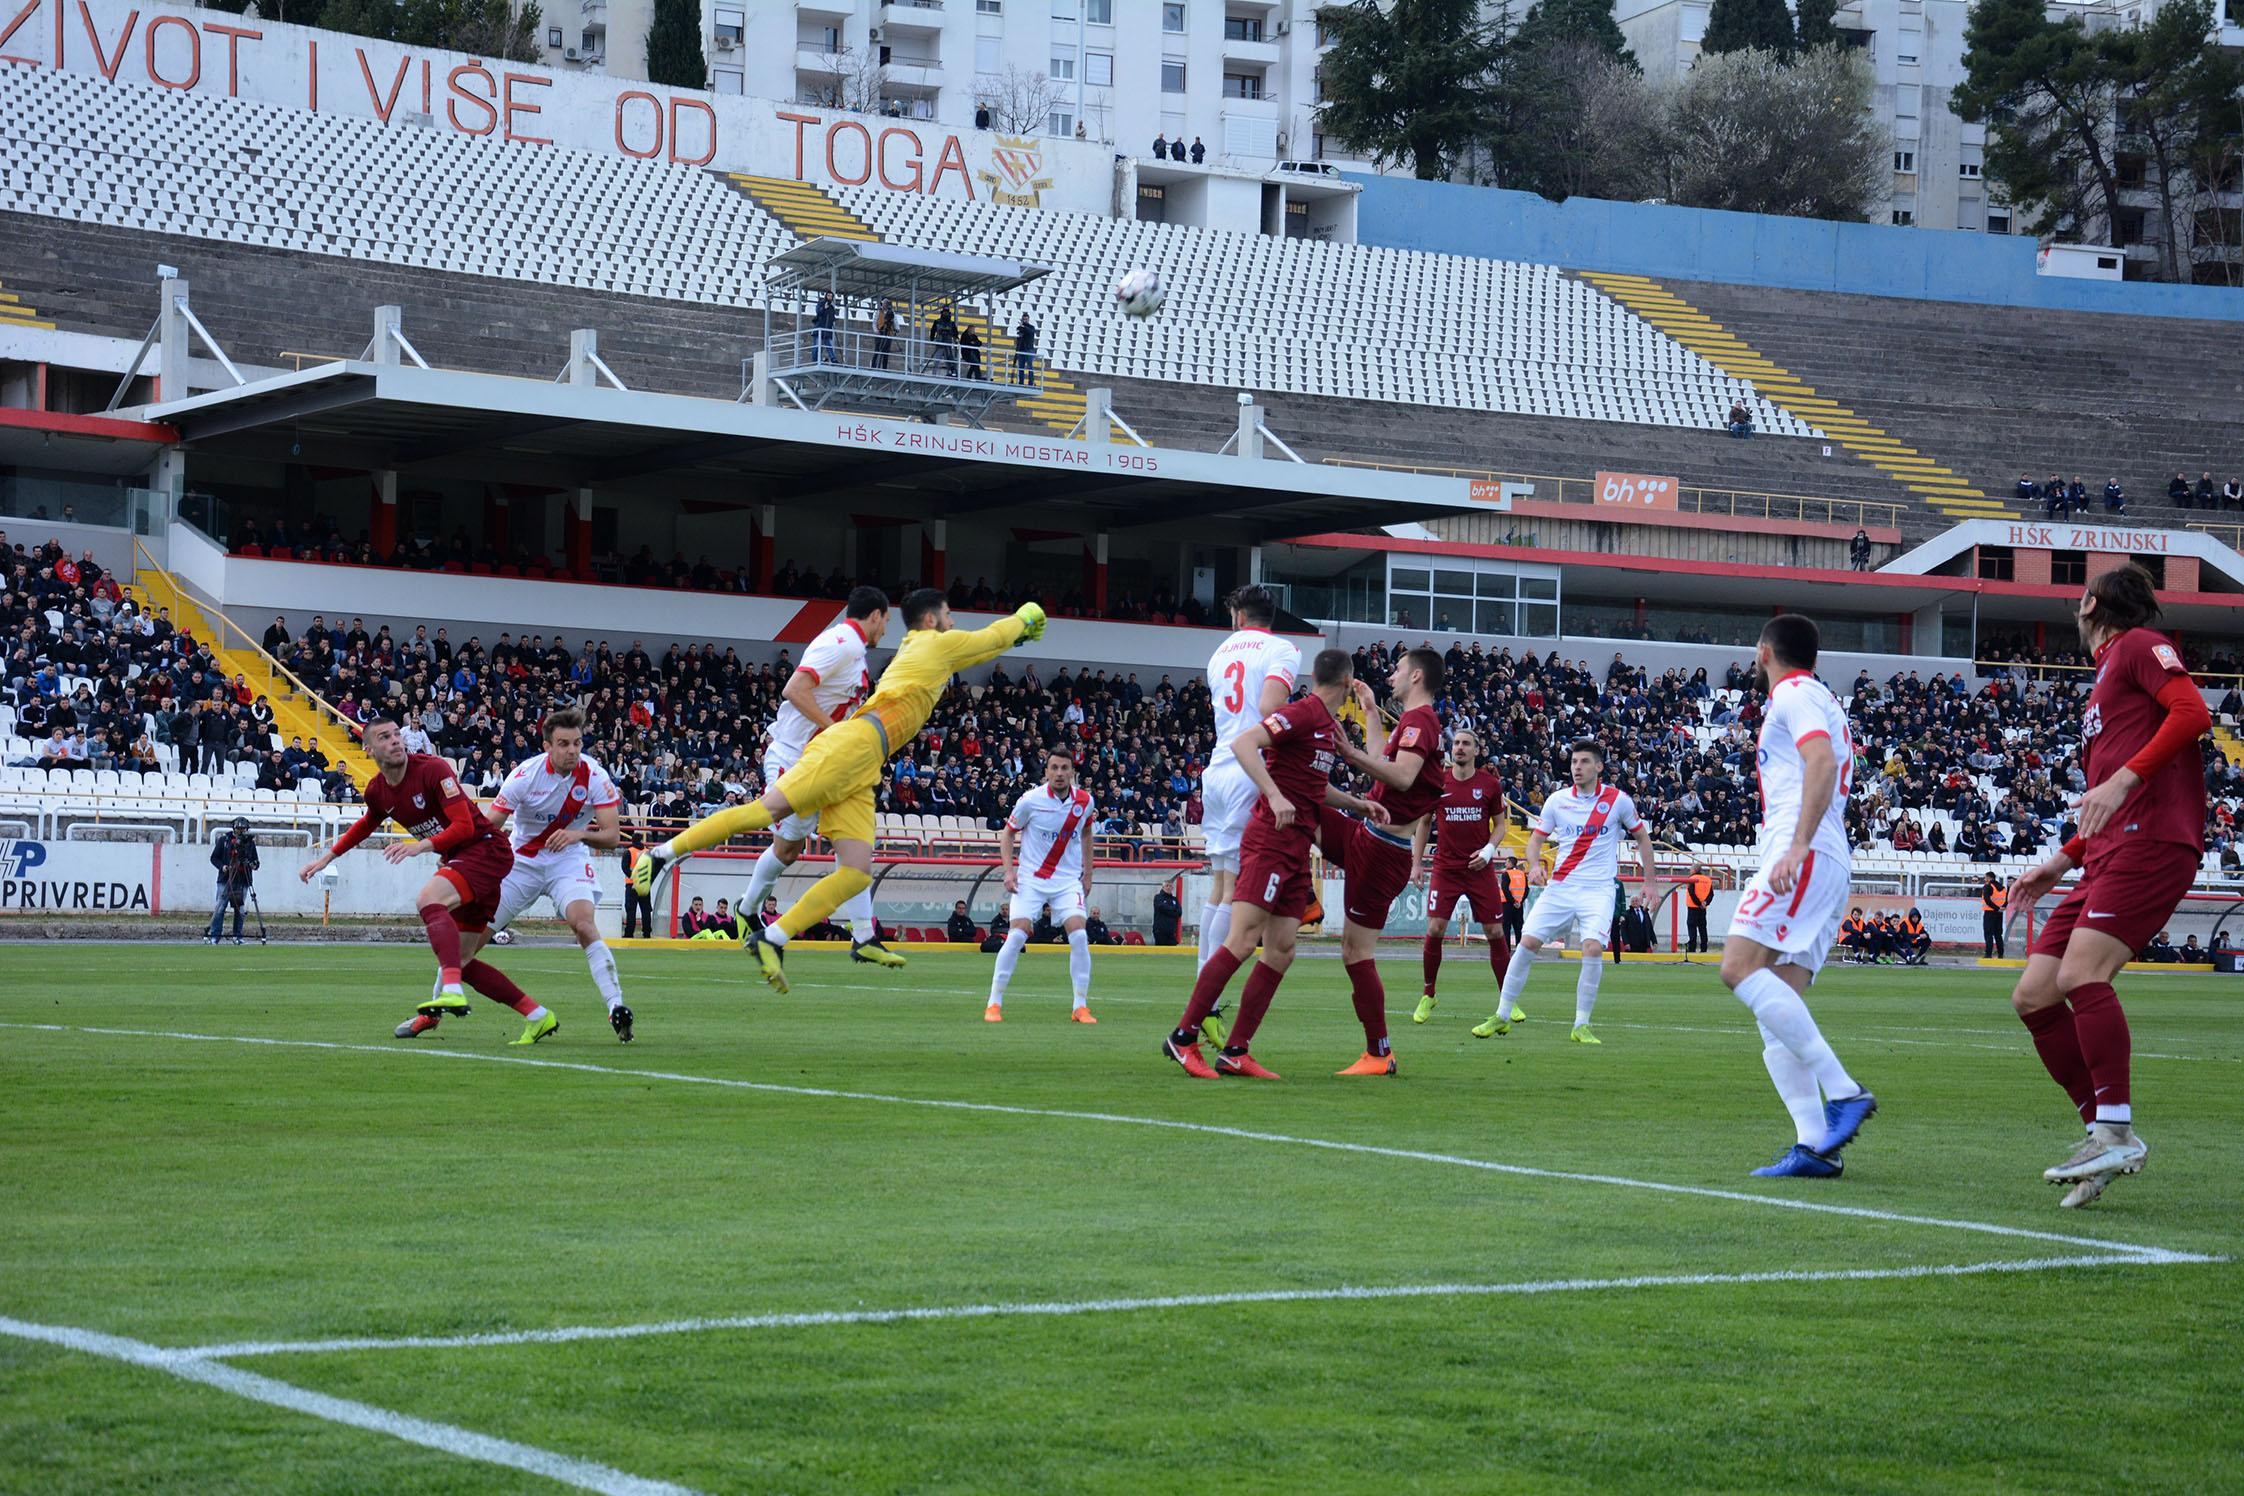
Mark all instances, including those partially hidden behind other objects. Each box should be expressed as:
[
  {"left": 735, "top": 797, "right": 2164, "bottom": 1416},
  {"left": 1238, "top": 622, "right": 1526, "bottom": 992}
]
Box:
[{"left": 859, "top": 615, "right": 1027, "bottom": 754}]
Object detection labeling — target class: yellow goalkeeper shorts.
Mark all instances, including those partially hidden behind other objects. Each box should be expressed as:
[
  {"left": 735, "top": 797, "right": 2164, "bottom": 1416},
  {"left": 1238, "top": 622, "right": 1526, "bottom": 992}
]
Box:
[{"left": 776, "top": 716, "right": 882, "bottom": 846}]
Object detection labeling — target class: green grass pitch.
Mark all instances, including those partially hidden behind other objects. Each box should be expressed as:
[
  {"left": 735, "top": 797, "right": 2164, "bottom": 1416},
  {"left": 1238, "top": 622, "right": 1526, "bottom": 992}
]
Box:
[{"left": 1, "top": 940, "right": 2238, "bottom": 1494}]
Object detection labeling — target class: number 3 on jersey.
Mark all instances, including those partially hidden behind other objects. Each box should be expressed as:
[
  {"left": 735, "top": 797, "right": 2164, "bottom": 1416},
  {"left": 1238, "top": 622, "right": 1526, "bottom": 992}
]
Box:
[{"left": 1223, "top": 659, "right": 1247, "bottom": 713}]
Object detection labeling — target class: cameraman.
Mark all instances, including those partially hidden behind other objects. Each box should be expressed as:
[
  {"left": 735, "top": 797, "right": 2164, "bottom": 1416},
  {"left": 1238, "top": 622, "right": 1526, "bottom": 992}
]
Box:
[{"left": 206, "top": 816, "right": 259, "bottom": 945}]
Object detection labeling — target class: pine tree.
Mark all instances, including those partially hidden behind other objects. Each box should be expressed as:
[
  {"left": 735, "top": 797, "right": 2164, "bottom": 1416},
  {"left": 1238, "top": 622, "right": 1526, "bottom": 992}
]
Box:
[
  {"left": 645, "top": 0, "right": 707, "bottom": 89},
  {"left": 1794, "top": 0, "right": 1843, "bottom": 51},
  {"left": 1514, "top": 0, "right": 1638, "bottom": 70},
  {"left": 1313, "top": 0, "right": 1506, "bottom": 179},
  {"left": 1700, "top": 0, "right": 1796, "bottom": 58}
]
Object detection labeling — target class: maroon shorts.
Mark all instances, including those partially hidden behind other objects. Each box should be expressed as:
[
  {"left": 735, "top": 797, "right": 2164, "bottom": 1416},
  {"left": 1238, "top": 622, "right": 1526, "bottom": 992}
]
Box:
[
  {"left": 437, "top": 837, "right": 515, "bottom": 933},
  {"left": 2030, "top": 837, "right": 2198, "bottom": 960},
  {"left": 1236, "top": 818, "right": 1316, "bottom": 921},
  {"left": 1319, "top": 811, "right": 1414, "bottom": 931},
  {"left": 1429, "top": 863, "right": 1503, "bottom": 923}
]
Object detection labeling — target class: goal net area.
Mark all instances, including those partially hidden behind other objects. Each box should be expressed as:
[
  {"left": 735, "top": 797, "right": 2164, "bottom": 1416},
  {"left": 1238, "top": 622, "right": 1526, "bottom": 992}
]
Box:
[{"left": 656, "top": 851, "right": 1194, "bottom": 945}]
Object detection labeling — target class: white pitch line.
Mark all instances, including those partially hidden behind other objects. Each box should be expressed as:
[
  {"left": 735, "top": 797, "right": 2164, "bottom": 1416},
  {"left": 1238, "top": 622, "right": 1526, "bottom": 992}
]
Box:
[
  {"left": 3, "top": 1022, "right": 2212, "bottom": 1265},
  {"left": 1587, "top": 1019, "right": 2233, "bottom": 1064},
  {"left": 175, "top": 1254, "right": 2198, "bottom": 1362},
  {"left": 0, "top": 1314, "right": 701, "bottom": 1496}
]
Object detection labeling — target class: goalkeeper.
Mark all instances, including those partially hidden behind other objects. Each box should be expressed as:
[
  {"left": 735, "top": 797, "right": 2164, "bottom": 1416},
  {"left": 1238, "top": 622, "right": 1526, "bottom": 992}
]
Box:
[{"left": 632, "top": 588, "right": 1045, "bottom": 991}]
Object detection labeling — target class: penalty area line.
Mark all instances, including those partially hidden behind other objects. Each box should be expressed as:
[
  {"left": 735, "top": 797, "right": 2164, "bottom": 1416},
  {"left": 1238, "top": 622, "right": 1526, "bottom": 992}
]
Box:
[
  {"left": 0, "top": 1314, "right": 701, "bottom": 1496},
  {"left": 1, "top": 1021, "right": 2217, "bottom": 1266},
  {"left": 179, "top": 1254, "right": 2208, "bottom": 1361}
]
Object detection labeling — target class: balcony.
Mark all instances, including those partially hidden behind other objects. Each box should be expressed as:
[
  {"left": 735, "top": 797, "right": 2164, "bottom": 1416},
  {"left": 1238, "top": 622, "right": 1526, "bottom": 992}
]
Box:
[
  {"left": 797, "top": 0, "right": 852, "bottom": 17},
  {"left": 1221, "top": 31, "right": 1279, "bottom": 66},
  {"left": 881, "top": 1, "right": 946, "bottom": 32}
]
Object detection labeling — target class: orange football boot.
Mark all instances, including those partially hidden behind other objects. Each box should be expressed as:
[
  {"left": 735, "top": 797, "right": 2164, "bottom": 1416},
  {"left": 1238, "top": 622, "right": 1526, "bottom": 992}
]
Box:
[{"left": 1336, "top": 1052, "right": 1398, "bottom": 1077}]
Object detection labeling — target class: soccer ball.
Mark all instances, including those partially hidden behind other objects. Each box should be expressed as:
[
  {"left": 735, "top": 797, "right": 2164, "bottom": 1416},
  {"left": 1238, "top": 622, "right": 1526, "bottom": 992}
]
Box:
[{"left": 1114, "top": 268, "right": 1165, "bottom": 318}]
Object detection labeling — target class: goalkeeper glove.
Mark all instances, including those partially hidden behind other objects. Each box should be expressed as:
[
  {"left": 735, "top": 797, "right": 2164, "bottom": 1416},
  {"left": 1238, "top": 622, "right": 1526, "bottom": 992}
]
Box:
[{"left": 1014, "top": 601, "right": 1047, "bottom": 641}]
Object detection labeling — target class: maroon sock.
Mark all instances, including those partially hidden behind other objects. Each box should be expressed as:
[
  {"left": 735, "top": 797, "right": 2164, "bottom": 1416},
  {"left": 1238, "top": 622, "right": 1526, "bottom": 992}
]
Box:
[
  {"left": 1346, "top": 959, "right": 1389, "bottom": 1055},
  {"left": 2020, "top": 1003, "right": 2094, "bottom": 1123},
  {"left": 1226, "top": 961, "right": 1286, "bottom": 1049},
  {"left": 1486, "top": 934, "right": 1510, "bottom": 981},
  {"left": 463, "top": 958, "right": 538, "bottom": 1015},
  {"left": 1421, "top": 935, "right": 1442, "bottom": 996},
  {"left": 1178, "top": 946, "right": 1243, "bottom": 1034},
  {"left": 418, "top": 904, "right": 462, "bottom": 981},
  {"left": 2064, "top": 981, "right": 2132, "bottom": 1119}
]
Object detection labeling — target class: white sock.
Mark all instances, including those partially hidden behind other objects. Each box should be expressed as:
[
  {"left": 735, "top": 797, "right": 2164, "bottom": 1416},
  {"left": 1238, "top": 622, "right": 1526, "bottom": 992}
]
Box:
[
  {"left": 2096, "top": 1105, "right": 2132, "bottom": 1126},
  {"left": 764, "top": 923, "right": 790, "bottom": 946},
  {"left": 989, "top": 928, "right": 1027, "bottom": 1005},
  {"left": 584, "top": 939, "right": 624, "bottom": 1013},
  {"left": 1759, "top": 1022, "right": 1826, "bottom": 1147},
  {"left": 524, "top": 1003, "right": 550, "bottom": 1021},
  {"left": 1732, "top": 967, "right": 1860, "bottom": 1100},
  {"left": 1067, "top": 928, "right": 1091, "bottom": 1005},
  {"left": 836, "top": 886, "right": 875, "bottom": 941},
  {"left": 739, "top": 847, "right": 787, "bottom": 925},
  {"left": 1198, "top": 903, "right": 1230, "bottom": 970},
  {"left": 1498, "top": 943, "right": 1535, "bottom": 1018},
  {"left": 653, "top": 837, "right": 680, "bottom": 862},
  {"left": 1574, "top": 953, "right": 1604, "bottom": 1027}
]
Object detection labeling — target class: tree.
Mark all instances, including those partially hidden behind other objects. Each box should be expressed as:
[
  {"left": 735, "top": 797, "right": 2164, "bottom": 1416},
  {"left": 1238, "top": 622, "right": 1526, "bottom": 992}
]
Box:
[
  {"left": 645, "top": 0, "right": 706, "bottom": 89},
  {"left": 1700, "top": 0, "right": 1796, "bottom": 59},
  {"left": 987, "top": 64, "right": 1067, "bottom": 136},
  {"left": 1953, "top": 0, "right": 2120, "bottom": 248},
  {"left": 1314, "top": 0, "right": 1506, "bottom": 179},
  {"left": 806, "top": 44, "right": 890, "bottom": 113},
  {"left": 1511, "top": 0, "right": 1636, "bottom": 69},
  {"left": 1794, "top": 0, "right": 1843, "bottom": 52},
  {"left": 1651, "top": 45, "right": 1887, "bottom": 219},
  {"left": 2105, "top": 0, "right": 2244, "bottom": 283}
]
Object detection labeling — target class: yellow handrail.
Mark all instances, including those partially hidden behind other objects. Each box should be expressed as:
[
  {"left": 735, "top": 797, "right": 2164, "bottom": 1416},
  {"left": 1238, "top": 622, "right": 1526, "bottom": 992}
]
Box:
[
  {"left": 1974, "top": 655, "right": 2244, "bottom": 690},
  {"left": 1319, "top": 458, "right": 1906, "bottom": 532},
  {"left": 130, "top": 537, "right": 370, "bottom": 753}
]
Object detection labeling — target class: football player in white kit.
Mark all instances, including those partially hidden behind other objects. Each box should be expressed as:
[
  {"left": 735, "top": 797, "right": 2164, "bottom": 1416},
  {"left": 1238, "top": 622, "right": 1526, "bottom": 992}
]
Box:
[
  {"left": 985, "top": 747, "right": 1100, "bottom": 1024},
  {"left": 1198, "top": 585, "right": 1301, "bottom": 977},
  {"left": 1722, "top": 614, "right": 1877, "bottom": 1178},
  {"left": 733, "top": 587, "right": 905, "bottom": 967},
  {"left": 1473, "top": 741, "right": 1656, "bottom": 1045},
  {"left": 394, "top": 708, "right": 633, "bottom": 1041}
]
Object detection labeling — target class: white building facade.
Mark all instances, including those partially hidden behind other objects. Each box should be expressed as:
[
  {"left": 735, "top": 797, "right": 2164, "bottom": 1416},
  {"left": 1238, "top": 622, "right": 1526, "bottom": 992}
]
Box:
[{"left": 540, "top": 0, "right": 1368, "bottom": 174}]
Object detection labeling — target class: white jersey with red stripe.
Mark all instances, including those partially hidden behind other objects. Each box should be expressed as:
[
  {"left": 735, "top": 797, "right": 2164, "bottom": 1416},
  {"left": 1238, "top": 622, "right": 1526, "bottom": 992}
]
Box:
[
  {"left": 1534, "top": 783, "right": 1643, "bottom": 886},
  {"left": 493, "top": 751, "right": 620, "bottom": 857},
  {"left": 1206, "top": 628, "right": 1301, "bottom": 771},
  {"left": 768, "top": 618, "right": 873, "bottom": 761},
  {"left": 1008, "top": 783, "right": 1095, "bottom": 883},
  {"left": 1755, "top": 672, "right": 1854, "bottom": 867}
]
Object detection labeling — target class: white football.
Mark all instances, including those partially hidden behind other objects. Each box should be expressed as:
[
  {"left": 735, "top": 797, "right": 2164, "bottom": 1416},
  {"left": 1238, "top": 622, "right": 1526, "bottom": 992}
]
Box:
[{"left": 1115, "top": 268, "right": 1165, "bottom": 318}]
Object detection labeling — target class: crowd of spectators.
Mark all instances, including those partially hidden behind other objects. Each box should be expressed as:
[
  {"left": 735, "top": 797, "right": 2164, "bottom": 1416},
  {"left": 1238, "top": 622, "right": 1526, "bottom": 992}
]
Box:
[
  {"left": 1, "top": 530, "right": 342, "bottom": 791},
  {"left": 2015, "top": 469, "right": 2244, "bottom": 520}
]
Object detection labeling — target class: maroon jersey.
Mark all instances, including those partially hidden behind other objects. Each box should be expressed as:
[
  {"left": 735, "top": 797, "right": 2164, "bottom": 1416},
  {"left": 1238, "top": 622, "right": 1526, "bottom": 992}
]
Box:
[
  {"left": 1368, "top": 704, "right": 1444, "bottom": 827},
  {"left": 332, "top": 753, "right": 499, "bottom": 859},
  {"left": 1251, "top": 693, "right": 1341, "bottom": 831},
  {"left": 2082, "top": 628, "right": 2205, "bottom": 862},
  {"left": 1431, "top": 765, "right": 1505, "bottom": 871}
]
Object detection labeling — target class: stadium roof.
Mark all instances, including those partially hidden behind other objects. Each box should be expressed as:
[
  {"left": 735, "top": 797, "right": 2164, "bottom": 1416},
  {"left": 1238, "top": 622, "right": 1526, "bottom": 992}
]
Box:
[
  {"left": 140, "top": 361, "right": 1497, "bottom": 546},
  {"left": 762, "top": 239, "right": 1052, "bottom": 302}
]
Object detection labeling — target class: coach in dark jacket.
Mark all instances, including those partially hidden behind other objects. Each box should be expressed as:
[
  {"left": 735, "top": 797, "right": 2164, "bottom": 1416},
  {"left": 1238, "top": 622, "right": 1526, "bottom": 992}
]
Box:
[{"left": 1152, "top": 887, "right": 1181, "bottom": 946}]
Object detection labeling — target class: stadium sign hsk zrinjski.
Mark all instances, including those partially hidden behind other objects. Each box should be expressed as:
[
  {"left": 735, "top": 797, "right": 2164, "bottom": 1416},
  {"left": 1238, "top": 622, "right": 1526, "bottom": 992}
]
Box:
[{"left": 6, "top": 0, "right": 1115, "bottom": 213}]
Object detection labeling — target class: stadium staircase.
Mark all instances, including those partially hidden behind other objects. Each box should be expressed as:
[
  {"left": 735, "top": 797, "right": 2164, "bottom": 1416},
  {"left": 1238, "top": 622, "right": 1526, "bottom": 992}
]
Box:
[
  {"left": 0, "top": 273, "right": 54, "bottom": 330},
  {"left": 2212, "top": 721, "right": 2244, "bottom": 769},
  {"left": 1578, "top": 273, "right": 2006, "bottom": 523},
  {"left": 719, "top": 172, "right": 1096, "bottom": 436},
  {"left": 128, "top": 548, "right": 376, "bottom": 785},
  {"left": 1671, "top": 277, "right": 2244, "bottom": 515}
]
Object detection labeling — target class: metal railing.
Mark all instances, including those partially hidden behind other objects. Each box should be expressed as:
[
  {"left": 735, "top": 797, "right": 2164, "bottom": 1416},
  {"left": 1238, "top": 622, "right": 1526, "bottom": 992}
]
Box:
[
  {"left": 1319, "top": 459, "right": 1906, "bottom": 532},
  {"left": 766, "top": 325, "right": 1042, "bottom": 391},
  {"left": 131, "top": 537, "right": 370, "bottom": 764},
  {"left": 1975, "top": 655, "right": 2244, "bottom": 691},
  {"left": 2187, "top": 522, "right": 2244, "bottom": 551}
]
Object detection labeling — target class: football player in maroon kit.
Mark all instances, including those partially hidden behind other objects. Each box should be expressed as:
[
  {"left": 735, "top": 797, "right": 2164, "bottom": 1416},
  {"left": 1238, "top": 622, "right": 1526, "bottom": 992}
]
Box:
[
  {"left": 2005, "top": 565, "right": 2209, "bottom": 1207},
  {"left": 1319, "top": 646, "right": 1448, "bottom": 1076},
  {"left": 301, "top": 716, "right": 555, "bottom": 1044},
  {"left": 1164, "top": 649, "right": 1388, "bottom": 1079},
  {"left": 1410, "top": 726, "right": 1509, "bottom": 1027}
]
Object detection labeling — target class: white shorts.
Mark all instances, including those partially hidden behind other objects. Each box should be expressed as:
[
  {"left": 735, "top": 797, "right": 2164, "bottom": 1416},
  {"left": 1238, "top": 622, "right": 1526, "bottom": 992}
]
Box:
[
  {"left": 1727, "top": 849, "right": 1849, "bottom": 979},
  {"left": 1522, "top": 877, "right": 1618, "bottom": 947},
  {"left": 1009, "top": 874, "right": 1086, "bottom": 927},
  {"left": 493, "top": 849, "right": 601, "bottom": 930},
  {"left": 1200, "top": 758, "right": 1258, "bottom": 870},
  {"left": 763, "top": 746, "right": 820, "bottom": 841}
]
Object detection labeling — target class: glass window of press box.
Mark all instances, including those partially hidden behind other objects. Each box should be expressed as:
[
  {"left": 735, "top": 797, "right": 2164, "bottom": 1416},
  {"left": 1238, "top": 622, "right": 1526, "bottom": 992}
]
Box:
[{"left": 1270, "top": 556, "right": 1559, "bottom": 639}]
